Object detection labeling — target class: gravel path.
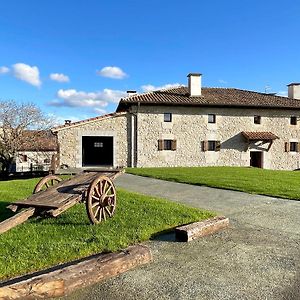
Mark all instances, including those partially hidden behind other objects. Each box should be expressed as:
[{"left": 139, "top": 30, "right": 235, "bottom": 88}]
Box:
[{"left": 59, "top": 174, "right": 300, "bottom": 300}]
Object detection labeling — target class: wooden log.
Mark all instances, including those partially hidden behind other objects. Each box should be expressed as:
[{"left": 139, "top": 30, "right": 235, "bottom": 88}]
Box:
[
  {"left": 175, "top": 216, "right": 229, "bottom": 242},
  {"left": 0, "top": 245, "right": 152, "bottom": 299},
  {"left": 0, "top": 208, "right": 35, "bottom": 235},
  {"left": 0, "top": 279, "right": 64, "bottom": 300}
]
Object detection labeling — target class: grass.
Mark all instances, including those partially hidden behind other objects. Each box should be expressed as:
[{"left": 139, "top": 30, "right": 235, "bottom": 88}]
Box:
[
  {"left": 127, "top": 166, "right": 300, "bottom": 200},
  {"left": 0, "top": 177, "right": 215, "bottom": 280}
]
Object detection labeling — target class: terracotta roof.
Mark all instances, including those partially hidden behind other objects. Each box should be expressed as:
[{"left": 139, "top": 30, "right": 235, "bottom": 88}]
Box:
[
  {"left": 116, "top": 86, "right": 300, "bottom": 111},
  {"left": 241, "top": 131, "right": 279, "bottom": 141},
  {"left": 52, "top": 112, "right": 126, "bottom": 132},
  {"left": 18, "top": 130, "right": 58, "bottom": 151}
]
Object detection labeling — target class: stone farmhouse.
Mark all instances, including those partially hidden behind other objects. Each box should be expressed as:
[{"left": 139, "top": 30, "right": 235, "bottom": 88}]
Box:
[
  {"left": 13, "top": 131, "right": 58, "bottom": 173},
  {"left": 52, "top": 73, "right": 300, "bottom": 170}
]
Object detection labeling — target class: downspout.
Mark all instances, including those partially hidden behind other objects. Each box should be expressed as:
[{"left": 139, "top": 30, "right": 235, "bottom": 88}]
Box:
[{"left": 135, "top": 102, "right": 140, "bottom": 167}]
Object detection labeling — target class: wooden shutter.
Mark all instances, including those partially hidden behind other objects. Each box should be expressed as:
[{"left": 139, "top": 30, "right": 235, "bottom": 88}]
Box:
[
  {"left": 285, "top": 142, "right": 290, "bottom": 152},
  {"left": 297, "top": 142, "right": 300, "bottom": 152},
  {"left": 202, "top": 140, "right": 208, "bottom": 152},
  {"left": 158, "top": 139, "right": 163, "bottom": 151},
  {"left": 171, "top": 140, "right": 177, "bottom": 151},
  {"left": 215, "top": 141, "right": 221, "bottom": 152}
]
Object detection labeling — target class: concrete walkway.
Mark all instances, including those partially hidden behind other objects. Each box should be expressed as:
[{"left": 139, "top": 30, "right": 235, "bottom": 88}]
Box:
[{"left": 60, "top": 174, "right": 300, "bottom": 300}]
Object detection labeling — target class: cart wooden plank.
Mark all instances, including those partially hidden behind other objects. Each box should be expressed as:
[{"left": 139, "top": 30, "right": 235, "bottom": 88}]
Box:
[{"left": 11, "top": 171, "right": 120, "bottom": 211}]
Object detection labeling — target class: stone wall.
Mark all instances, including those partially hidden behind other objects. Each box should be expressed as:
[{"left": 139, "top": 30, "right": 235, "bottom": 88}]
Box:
[
  {"left": 56, "top": 114, "right": 129, "bottom": 168},
  {"left": 133, "top": 105, "right": 300, "bottom": 170}
]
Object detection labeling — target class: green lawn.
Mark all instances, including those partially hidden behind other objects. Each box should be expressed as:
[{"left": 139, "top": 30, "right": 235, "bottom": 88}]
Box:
[
  {"left": 127, "top": 167, "right": 300, "bottom": 200},
  {"left": 0, "top": 177, "right": 214, "bottom": 280}
]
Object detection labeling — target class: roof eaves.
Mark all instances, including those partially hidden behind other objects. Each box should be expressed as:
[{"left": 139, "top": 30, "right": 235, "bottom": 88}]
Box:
[{"left": 52, "top": 112, "right": 127, "bottom": 132}]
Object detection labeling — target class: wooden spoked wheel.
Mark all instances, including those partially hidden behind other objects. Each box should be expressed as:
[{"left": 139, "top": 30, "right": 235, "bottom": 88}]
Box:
[
  {"left": 86, "top": 175, "right": 116, "bottom": 224},
  {"left": 33, "top": 175, "right": 62, "bottom": 193}
]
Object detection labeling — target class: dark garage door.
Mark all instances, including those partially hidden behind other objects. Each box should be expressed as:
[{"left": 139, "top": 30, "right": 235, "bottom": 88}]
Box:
[{"left": 82, "top": 136, "right": 113, "bottom": 167}]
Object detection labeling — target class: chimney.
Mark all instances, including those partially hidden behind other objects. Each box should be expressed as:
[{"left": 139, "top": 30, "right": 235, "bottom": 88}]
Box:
[
  {"left": 287, "top": 83, "right": 300, "bottom": 100},
  {"left": 64, "top": 120, "right": 71, "bottom": 126},
  {"left": 127, "top": 90, "right": 137, "bottom": 96},
  {"left": 187, "top": 73, "right": 202, "bottom": 96}
]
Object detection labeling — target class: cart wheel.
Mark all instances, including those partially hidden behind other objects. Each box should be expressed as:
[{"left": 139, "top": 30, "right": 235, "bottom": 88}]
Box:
[
  {"left": 33, "top": 175, "right": 62, "bottom": 193},
  {"left": 86, "top": 175, "right": 116, "bottom": 224}
]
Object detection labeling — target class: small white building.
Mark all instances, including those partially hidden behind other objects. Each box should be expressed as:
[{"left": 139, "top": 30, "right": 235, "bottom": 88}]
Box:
[
  {"left": 52, "top": 73, "right": 300, "bottom": 170},
  {"left": 15, "top": 130, "right": 58, "bottom": 172}
]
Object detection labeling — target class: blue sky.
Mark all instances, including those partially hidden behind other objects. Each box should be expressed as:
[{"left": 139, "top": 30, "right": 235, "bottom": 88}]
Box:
[{"left": 0, "top": 0, "right": 300, "bottom": 123}]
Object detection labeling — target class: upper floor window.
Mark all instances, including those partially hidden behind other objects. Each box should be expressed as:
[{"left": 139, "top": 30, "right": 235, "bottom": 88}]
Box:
[
  {"left": 164, "top": 113, "right": 172, "bottom": 122},
  {"left": 254, "top": 115, "right": 261, "bottom": 124},
  {"left": 291, "top": 116, "right": 297, "bottom": 125},
  {"left": 208, "top": 114, "right": 216, "bottom": 124}
]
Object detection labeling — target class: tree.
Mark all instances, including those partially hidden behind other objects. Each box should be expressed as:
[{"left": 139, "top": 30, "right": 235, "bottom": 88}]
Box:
[{"left": 0, "top": 100, "right": 52, "bottom": 175}]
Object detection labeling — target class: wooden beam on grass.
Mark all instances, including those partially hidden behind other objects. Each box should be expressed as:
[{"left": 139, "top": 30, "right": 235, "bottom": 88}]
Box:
[
  {"left": 0, "top": 208, "right": 35, "bottom": 235},
  {"left": 0, "top": 244, "right": 152, "bottom": 299}
]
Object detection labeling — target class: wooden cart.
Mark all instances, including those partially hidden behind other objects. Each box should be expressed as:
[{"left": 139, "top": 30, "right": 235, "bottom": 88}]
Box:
[{"left": 0, "top": 169, "right": 124, "bottom": 234}]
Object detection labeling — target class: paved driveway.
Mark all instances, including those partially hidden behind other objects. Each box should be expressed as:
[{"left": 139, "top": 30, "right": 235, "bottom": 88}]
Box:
[{"left": 60, "top": 174, "right": 300, "bottom": 300}]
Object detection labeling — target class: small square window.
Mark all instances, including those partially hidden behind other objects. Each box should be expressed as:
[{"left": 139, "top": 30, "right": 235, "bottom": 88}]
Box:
[
  {"left": 290, "top": 142, "right": 298, "bottom": 152},
  {"left": 163, "top": 140, "right": 172, "bottom": 150},
  {"left": 208, "top": 114, "right": 216, "bottom": 124},
  {"left": 164, "top": 113, "right": 172, "bottom": 122},
  {"left": 44, "top": 158, "right": 50, "bottom": 164},
  {"left": 207, "top": 141, "right": 216, "bottom": 151},
  {"left": 21, "top": 155, "right": 27, "bottom": 162},
  {"left": 254, "top": 115, "right": 261, "bottom": 124},
  {"left": 94, "top": 142, "right": 103, "bottom": 148},
  {"left": 291, "top": 116, "right": 297, "bottom": 125}
]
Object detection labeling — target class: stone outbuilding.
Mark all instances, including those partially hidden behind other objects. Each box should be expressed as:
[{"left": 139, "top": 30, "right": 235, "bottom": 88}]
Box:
[{"left": 52, "top": 74, "right": 300, "bottom": 170}]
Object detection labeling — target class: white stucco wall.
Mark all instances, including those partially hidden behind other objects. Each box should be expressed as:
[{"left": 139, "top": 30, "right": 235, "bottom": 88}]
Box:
[{"left": 16, "top": 151, "right": 56, "bottom": 172}]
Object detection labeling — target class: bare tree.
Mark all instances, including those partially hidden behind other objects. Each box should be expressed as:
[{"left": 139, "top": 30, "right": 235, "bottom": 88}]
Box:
[{"left": 0, "top": 100, "right": 53, "bottom": 175}]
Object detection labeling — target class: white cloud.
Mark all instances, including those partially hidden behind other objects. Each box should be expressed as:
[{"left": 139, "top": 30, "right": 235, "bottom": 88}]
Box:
[
  {"left": 49, "top": 88, "right": 127, "bottom": 108},
  {"left": 141, "top": 83, "right": 182, "bottom": 92},
  {"left": 276, "top": 91, "right": 288, "bottom": 97},
  {"left": 12, "top": 63, "right": 41, "bottom": 87},
  {"left": 50, "top": 73, "right": 70, "bottom": 83},
  {"left": 218, "top": 79, "right": 227, "bottom": 84},
  {"left": 97, "top": 66, "right": 127, "bottom": 79},
  {"left": 94, "top": 108, "right": 107, "bottom": 115},
  {"left": 0, "top": 66, "right": 9, "bottom": 74}
]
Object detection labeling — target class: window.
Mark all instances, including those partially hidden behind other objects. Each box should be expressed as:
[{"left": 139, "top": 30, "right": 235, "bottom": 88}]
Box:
[
  {"left": 254, "top": 115, "right": 261, "bottom": 124},
  {"left": 208, "top": 114, "right": 216, "bottom": 124},
  {"left": 21, "top": 155, "right": 27, "bottom": 162},
  {"left": 208, "top": 141, "right": 216, "bottom": 151},
  {"left": 202, "top": 140, "right": 221, "bottom": 152},
  {"left": 44, "top": 158, "right": 50, "bottom": 164},
  {"left": 285, "top": 142, "right": 299, "bottom": 152},
  {"left": 158, "top": 139, "right": 177, "bottom": 151},
  {"left": 164, "top": 140, "right": 172, "bottom": 150},
  {"left": 291, "top": 116, "right": 297, "bottom": 125},
  {"left": 164, "top": 113, "right": 172, "bottom": 122},
  {"left": 290, "top": 142, "right": 298, "bottom": 152},
  {"left": 94, "top": 142, "right": 103, "bottom": 148}
]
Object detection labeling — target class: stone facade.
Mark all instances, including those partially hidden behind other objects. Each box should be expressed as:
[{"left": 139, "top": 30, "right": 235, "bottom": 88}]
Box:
[
  {"left": 132, "top": 105, "right": 300, "bottom": 170},
  {"left": 55, "top": 105, "right": 300, "bottom": 171},
  {"left": 56, "top": 113, "right": 129, "bottom": 168}
]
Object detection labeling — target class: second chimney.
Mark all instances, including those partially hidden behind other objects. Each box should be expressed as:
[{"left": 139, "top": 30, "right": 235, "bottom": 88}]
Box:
[
  {"left": 187, "top": 73, "right": 202, "bottom": 97},
  {"left": 287, "top": 83, "right": 300, "bottom": 100}
]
